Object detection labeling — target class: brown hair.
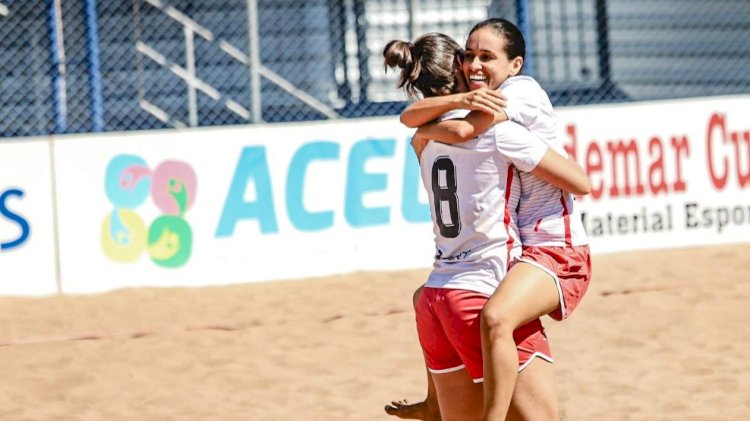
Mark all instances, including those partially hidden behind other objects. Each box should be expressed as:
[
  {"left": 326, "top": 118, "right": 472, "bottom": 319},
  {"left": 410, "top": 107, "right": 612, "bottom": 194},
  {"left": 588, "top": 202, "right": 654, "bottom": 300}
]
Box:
[{"left": 383, "top": 33, "right": 462, "bottom": 98}]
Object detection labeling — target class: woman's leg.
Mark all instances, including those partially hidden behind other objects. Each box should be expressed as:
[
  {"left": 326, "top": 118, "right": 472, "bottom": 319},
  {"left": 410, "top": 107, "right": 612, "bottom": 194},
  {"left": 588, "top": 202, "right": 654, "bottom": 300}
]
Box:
[
  {"left": 385, "top": 285, "right": 441, "bottom": 420},
  {"left": 480, "top": 262, "right": 560, "bottom": 421},
  {"left": 506, "top": 358, "right": 559, "bottom": 421},
  {"left": 385, "top": 365, "right": 441, "bottom": 420},
  {"left": 431, "top": 368, "right": 483, "bottom": 421}
]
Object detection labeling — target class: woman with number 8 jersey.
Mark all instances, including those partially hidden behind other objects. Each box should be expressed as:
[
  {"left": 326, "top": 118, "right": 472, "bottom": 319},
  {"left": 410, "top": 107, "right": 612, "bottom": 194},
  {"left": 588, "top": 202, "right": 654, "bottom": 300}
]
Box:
[
  {"left": 399, "top": 18, "right": 592, "bottom": 421},
  {"left": 383, "top": 21, "right": 591, "bottom": 421}
]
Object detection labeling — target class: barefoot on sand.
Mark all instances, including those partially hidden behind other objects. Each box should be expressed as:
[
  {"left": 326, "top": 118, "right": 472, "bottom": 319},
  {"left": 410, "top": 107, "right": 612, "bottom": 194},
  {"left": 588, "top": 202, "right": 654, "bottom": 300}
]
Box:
[{"left": 384, "top": 399, "right": 441, "bottom": 421}]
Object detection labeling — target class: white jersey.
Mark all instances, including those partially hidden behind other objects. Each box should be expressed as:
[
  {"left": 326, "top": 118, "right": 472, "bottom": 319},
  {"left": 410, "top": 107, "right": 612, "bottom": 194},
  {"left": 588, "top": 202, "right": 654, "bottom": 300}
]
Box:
[
  {"left": 420, "top": 116, "right": 546, "bottom": 296},
  {"left": 501, "top": 76, "right": 589, "bottom": 247}
]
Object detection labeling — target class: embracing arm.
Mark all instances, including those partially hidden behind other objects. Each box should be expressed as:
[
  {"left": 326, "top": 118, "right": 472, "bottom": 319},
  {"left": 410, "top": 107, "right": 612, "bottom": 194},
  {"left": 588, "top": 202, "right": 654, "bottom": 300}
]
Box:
[
  {"left": 531, "top": 149, "right": 591, "bottom": 196},
  {"left": 400, "top": 88, "right": 506, "bottom": 128},
  {"left": 410, "top": 111, "right": 503, "bottom": 160},
  {"left": 497, "top": 121, "right": 590, "bottom": 196},
  {"left": 400, "top": 95, "right": 467, "bottom": 128},
  {"left": 416, "top": 109, "right": 508, "bottom": 144}
]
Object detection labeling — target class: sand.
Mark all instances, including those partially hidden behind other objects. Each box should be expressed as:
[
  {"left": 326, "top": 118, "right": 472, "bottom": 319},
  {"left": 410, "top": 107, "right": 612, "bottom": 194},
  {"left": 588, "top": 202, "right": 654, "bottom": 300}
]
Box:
[{"left": 0, "top": 244, "right": 748, "bottom": 420}]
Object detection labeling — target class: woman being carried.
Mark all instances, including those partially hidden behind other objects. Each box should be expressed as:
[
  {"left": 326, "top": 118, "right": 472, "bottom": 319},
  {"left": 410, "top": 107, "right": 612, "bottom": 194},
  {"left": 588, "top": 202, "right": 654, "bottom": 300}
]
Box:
[
  {"left": 388, "top": 19, "right": 592, "bottom": 421},
  {"left": 383, "top": 18, "right": 591, "bottom": 421}
]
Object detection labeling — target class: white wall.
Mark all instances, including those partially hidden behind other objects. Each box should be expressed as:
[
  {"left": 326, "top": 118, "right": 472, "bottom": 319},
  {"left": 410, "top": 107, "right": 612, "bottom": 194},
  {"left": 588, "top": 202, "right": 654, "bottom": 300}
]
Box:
[
  {"left": 0, "top": 138, "right": 58, "bottom": 295},
  {"left": 1, "top": 95, "right": 749, "bottom": 295}
]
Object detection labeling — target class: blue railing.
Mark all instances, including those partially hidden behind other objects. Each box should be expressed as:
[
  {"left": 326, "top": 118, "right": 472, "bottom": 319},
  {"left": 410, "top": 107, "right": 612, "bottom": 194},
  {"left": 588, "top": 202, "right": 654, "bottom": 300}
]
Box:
[
  {"left": 84, "top": 0, "right": 104, "bottom": 132},
  {"left": 46, "top": 0, "right": 66, "bottom": 133}
]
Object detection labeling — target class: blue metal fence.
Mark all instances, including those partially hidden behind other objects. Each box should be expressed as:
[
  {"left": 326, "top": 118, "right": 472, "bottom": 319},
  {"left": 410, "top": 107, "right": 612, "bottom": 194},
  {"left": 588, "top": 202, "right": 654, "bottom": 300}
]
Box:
[{"left": 1, "top": 0, "right": 749, "bottom": 138}]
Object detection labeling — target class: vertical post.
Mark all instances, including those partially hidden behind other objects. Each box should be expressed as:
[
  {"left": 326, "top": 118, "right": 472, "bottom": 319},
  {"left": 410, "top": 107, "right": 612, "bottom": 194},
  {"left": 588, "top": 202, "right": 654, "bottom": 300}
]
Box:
[
  {"left": 327, "top": 0, "right": 350, "bottom": 102},
  {"left": 407, "top": 0, "right": 418, "bottom": 40},
  {"left": 48, "top": 139, "right": 63, "bottom": 294},
  {"left": 559, "top": 0, "right": 571, "bottom": 80},
  {"left": 542, "top": 0, "right": 553, "bottom": 80},
  {"left": 515, "top": 0, "right": 534, "bottom": 76},
  {"left": 246, "top": 0, "right": 263, "bottom": 123},
  {"left": 84, "top": 0, "right": 104, "bottom": 132},
  {"left": 594, "top": 0, "right": 613, "bottom": 86},
  {"left": 184, "top": 27, "right": 198, "bottom": 127},
  {"left": 576, "top": 0, "right": 587, "bottom": 75},
  {"left": 352, "top": 0, "right": 369, "bottom": 102},
  {"left": 46, "top": 0, "right": 67, "bottom": 133}
]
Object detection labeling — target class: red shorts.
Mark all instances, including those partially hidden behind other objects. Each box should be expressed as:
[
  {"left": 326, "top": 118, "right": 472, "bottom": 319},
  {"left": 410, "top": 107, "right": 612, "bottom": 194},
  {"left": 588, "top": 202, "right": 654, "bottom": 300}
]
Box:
[
  {"left": 517, "top": 245, "right": 591, "bottom": 321},
  {"left": 415, "top": 287, "right": 552, "bottom": 383}
]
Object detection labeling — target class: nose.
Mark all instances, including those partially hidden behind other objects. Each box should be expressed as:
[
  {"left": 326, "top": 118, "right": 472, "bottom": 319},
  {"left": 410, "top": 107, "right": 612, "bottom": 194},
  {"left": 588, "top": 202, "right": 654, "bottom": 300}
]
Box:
[{"left": 467, "top": 57, "right": 481, "bottom": 71}]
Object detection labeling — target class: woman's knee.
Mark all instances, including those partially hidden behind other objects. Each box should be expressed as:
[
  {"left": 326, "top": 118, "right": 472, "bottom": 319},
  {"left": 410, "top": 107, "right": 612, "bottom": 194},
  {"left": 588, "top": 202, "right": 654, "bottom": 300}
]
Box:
[{"left": 480, "top": 305, "right": 514, "bottom": 337}]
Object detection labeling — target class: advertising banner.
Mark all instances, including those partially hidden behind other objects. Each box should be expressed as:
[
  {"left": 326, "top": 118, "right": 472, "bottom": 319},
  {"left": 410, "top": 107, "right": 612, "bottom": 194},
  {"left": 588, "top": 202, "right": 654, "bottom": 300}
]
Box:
[
  {"left": 28, "top": 94, "right": 750, "bottom": 294},
  {"left": 0, "top": 139, "right": 58, "bottom": 296},
  {"left": 53, "top": 120, "right": 434, "bottom": 293},
  {"left": 559, "top": 95, "right": 750, "bottom": 253}
]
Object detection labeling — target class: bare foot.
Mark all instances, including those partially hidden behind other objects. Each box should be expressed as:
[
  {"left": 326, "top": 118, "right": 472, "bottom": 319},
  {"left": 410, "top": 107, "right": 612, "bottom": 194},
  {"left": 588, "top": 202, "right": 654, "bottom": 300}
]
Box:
[{"left": 384, "top": 399, "right": 441, "bottom": 420}]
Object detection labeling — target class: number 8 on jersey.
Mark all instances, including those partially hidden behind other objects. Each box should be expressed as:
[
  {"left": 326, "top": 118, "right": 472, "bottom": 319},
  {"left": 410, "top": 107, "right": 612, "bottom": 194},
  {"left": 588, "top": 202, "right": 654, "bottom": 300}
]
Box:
[{"left": 431, "top": 156, "right": 461, "bottom": 238}]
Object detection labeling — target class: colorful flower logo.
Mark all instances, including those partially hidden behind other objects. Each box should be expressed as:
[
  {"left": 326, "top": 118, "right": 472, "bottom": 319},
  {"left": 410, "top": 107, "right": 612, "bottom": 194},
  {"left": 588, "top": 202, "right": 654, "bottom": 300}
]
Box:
[{"left": 101, "top": 155, "right": 197, "bottom": 268}]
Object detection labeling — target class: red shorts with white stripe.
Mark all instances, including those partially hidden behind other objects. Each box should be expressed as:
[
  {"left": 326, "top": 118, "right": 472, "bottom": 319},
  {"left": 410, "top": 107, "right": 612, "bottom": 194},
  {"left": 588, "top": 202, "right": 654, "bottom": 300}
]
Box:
[
  {"left": 415, "top": 287, "right": 552, "bottom": 383},
  {"left": 517, "top": 245, "right": 591, "bottom": 321}
]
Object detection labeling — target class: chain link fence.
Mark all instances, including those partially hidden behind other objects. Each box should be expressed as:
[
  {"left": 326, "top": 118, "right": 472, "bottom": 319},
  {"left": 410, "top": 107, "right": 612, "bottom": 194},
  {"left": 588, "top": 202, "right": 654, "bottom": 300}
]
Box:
[
  {"left": 1, "top": 1, "right": 55, "bottom": 136},
  {"left": 1, "top": 0, "right": 749, "bottom": 138}
]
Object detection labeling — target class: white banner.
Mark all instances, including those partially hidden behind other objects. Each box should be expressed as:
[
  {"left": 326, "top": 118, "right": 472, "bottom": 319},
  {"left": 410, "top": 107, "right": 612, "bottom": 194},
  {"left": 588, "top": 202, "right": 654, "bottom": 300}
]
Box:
[
  {"left": 559, "top": 95, "right": 750, "bottom": 253},
  {"left": 0, "top": 139, "right": 58, "bottom": 296},
  {"left": 54, "top": 119, "right": 434, "bottom": 293},
  {"left": 3, "top": 94, "right": 749, "bottom": 295}
]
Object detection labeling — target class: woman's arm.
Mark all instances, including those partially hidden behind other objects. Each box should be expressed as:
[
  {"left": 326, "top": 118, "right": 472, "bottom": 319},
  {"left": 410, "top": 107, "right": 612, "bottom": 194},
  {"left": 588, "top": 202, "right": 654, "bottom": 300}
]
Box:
[
  {"left": 400, "top": 88, "right": 506, "bottom": 128},
  {"left": 415, "top": 109, "right": 508, "bottom": 144},
  {"left": 410, "top": 110, "right": 509, "bottom": 161},
  {"left": 531, "top": 149, "right": 591, "bottom": 196}
]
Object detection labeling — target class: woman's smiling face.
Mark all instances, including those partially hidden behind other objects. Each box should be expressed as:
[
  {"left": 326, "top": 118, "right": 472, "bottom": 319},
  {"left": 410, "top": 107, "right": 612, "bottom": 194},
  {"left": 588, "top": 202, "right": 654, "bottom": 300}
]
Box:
[{"left": 462, "top": 27, "right": 523, "bottom": 91}]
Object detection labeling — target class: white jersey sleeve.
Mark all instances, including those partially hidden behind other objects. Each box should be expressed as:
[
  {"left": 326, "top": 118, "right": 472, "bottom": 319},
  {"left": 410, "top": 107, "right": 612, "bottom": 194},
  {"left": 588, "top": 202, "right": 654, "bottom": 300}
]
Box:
[
  {"left": 499, "top": 76, "right": 565, "bottom": 156},
  {"left": 440, "top": 109, "right": 470, "bottom": 121},
  {"left": 491, "top": 121, "right": 547, "bottom": 173}
]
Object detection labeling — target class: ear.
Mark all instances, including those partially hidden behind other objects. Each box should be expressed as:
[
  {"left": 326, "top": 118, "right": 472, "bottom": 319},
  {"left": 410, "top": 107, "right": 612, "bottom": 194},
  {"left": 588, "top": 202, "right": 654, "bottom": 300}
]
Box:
[
  {"left": 455, "top": 69, "right": 469, "bottom": 93},
  {"left": 509, "top": 56, "right": 524, "bottom": 76},
  {"left": 453, "top": 50, "right": 464, "bottom": 71}
]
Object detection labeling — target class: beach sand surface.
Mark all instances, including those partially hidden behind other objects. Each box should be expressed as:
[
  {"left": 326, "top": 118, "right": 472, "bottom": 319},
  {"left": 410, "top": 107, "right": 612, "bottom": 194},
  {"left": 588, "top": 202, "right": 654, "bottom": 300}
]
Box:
[{"left": 1, "top": 244, "right": 748, "bottom": 420}]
